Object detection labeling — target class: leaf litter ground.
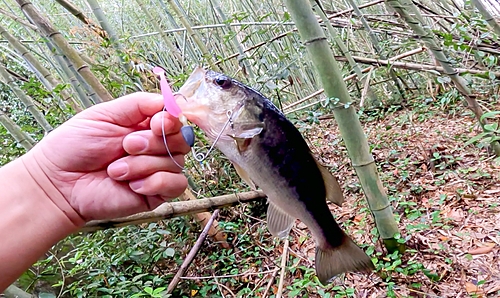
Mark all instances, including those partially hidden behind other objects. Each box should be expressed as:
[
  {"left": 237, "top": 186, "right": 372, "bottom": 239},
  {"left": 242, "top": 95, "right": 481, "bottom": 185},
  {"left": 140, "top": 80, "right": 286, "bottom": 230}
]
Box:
[{"left": 172, "top": 102, "right": 500, "bottom": 298}]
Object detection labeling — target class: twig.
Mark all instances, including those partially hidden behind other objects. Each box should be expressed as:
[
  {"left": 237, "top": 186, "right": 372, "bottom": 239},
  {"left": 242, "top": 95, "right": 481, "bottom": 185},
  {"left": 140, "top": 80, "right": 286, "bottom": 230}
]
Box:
[
  {"left": 276, "top": 237, "right": 290, "bottom": 298},
  {"left": 262, "top": 266, "right": 279, "bottom": 298},
  {"left": 335, "top": 55, "right": 500, "bottom": 78},
  {"left": 82, "top": 190, "right": 266, "bottom": 232},
  {"left": 166, "top": 209, "right": 220, "bottom": 294},
  {"left": 213, "top": 276, "right": 236, "bottom": 298},
  {"left": 180, "top": 268, "right": 279, "bottom": 280}
]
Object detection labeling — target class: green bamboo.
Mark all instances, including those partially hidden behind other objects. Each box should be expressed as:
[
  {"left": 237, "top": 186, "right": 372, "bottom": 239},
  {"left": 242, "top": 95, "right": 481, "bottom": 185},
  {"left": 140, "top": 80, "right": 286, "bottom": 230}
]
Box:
[
  {"left": 85, "top": 0, "right": 143, "bottom": 90},
  {"left": 165, "top": 0, "right": 218, "bottom": 70},
  {"left": 15, "top": 0, "right": 113, "bottom": 102},
  {"left": 44, "top": 40, "right": 95, "bottom": 108},
  {"left": 386, "top": 0, "right": 500, "bottom": 156},
  {"left": 0, "top": 23, "right": 81, "bottom": 111},
  {"left": 0, "top": 110, "right": 35, "bottom": 151},
  {"left": 0, "top": 64, "right": 53, "bottom": 133},
  {"left": 346, "top": 0, "right": 406, "bottom": 99},
  {"left": 212, "top": 0, "right": 255, "bottom": 78},
  {"left": 311, "top": 1, "right": 379, "bottom": 106},
  {"left": 471, "top": 0, "right": 500, "bottom": 36},
  {"left": 134, "top": 0, "right": 183, "bottom": 70},
  {"left": 157, "top": 0, "right": 198, "bottom": 64},
  {"left": 283, "top": 0, "right": 403, "bottom": 253}
]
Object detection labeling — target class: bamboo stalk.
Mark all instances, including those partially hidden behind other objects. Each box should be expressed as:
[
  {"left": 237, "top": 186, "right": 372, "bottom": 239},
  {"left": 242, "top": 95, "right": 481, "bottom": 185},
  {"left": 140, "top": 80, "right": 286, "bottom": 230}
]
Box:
[
  {"left": 85, "top": 0, "right": 143, "bottom": 90},
  {"left": 0, "top": 23, "right": 81, "bottom": 111},
  {"left": 0, "top": 7, "right": 38, "bottom": 31},
  {"left": 312, "top": 1, "right": 379, "bottom": 106},
  {"left": 55, "top": 0, "right": 107, "bottom": 39},
  {"left": 0, "top": 110, "right": 35, "bottom": 151},
  {"left": 82, "top": 190, "right": 266, "bottom": 232},
  {"left": 333, "top": 55, "right": 500, "bottom": 77},
  {"left": 134, "top": 0, "right": 183, "bottom": 70},
  {"left": 283, "top": 0, "right": 403, "bottom": 253},
  {"left": 165, "top": 0, "right": 218, "bottom": 70},
  {"left": 0, "top": 65, "right": 53, "bottom": 133},
  {"left": 386, "top": 0, "right": 500, "bottom": 156},
  {"left": 212, "top": 0, "right": 254, "bottom": 78},
  {"left": 471, "top": 0, "right": 500, "bottom": 36},
  {"left": 15, "top": 0, "right": 113, "bottom": 102},
  {"left": 180, "top": 189, "right": 230, "bottom": 248}
]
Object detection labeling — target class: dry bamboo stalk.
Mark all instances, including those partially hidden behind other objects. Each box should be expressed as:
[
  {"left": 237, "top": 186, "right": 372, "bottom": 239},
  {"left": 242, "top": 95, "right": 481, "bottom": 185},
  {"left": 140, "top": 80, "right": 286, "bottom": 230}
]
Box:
[
  {"left": 55, "top": 0, "right": 108, "bottom": 39},
  {"left": 334, "top": 55, "right": 500, "bottom": 78},
  {"left": 0, "top": 8, "right": 38, "bottom": 31},
  {"left": 15, "top": 0, "right": 113, "bottom": 102},
  {"left": 166, "top": 209, "right": 220, "bottom": 294},
  {"left": 0, "top": 23, "right": 82, "bottom": 111},
  {"left": 82, "top": 190, "right": 266, "bottom": 232},
  {"left": 276, "top": 237, "right": 290, "bottom": 298}
]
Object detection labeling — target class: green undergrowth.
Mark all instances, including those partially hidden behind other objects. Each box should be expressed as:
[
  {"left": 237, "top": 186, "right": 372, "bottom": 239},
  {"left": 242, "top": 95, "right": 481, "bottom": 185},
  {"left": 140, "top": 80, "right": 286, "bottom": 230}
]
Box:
[{"left": 16, "top": 89, "right": 499, "bottom": 297}]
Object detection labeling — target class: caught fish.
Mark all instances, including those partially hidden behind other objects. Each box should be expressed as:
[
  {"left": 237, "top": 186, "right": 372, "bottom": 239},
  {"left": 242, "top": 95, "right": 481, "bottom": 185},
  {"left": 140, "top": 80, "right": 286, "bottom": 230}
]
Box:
[{"left": 176, "top": 67, "right": 374, "bottom": 284}]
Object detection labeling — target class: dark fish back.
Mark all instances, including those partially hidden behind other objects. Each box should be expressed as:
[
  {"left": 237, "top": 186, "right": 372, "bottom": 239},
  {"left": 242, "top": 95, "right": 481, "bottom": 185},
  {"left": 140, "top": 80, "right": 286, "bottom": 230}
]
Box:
[{"left": 243, "top": 90, "right": 345, "bottom": 248}]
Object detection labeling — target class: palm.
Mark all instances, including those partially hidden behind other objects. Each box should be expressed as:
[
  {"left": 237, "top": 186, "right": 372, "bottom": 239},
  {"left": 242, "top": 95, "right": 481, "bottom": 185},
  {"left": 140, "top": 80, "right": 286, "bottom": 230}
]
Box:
[{"left": 27, "top": 93, "right": 189, "bottom": 221}]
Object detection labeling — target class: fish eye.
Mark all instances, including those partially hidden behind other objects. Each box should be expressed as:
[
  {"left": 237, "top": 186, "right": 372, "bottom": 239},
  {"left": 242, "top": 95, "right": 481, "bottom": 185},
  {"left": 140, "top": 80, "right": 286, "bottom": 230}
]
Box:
[{"left": 214, "top": 77, "right": 232, "bottom": 89}]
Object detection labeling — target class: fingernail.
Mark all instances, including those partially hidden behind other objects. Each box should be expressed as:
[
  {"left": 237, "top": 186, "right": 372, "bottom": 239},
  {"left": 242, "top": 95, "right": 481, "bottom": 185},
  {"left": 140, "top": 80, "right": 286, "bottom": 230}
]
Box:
[
  {"left": 130, "top": 179, "right": 145, "bottom": 191},
  {"left": 108, "top": 161, "right": 129, "bottom": 178},
  {"left": 181, "top": 125, "right": 195, "bottom": 147},
  {"left": 127, "top": 135, "right": 148, "bottom": 152}
]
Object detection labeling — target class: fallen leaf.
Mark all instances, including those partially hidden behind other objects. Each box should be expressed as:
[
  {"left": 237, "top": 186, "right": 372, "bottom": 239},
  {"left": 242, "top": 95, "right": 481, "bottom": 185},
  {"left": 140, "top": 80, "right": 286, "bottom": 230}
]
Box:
[
  {"left": 354, "top": 214, "right": 365, "bottom": 223},
  {"left": 465, "top": 282, "right": 485, "bottom": 297},
  {"left": 468, "top": 244, "right": 495, "bottom": 255}
]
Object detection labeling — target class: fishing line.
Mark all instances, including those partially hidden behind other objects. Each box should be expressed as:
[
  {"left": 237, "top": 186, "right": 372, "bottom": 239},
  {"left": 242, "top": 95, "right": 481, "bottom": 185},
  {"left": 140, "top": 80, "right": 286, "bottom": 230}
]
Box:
[
  {"left": 161, "top": 106, "right": 185, "bottom": 170},
  {"left": 161, "top": 98, "right": 235, "bottom": 170},
  {"left": 191, "top": 110, "right": 233, "bottom": 163}
]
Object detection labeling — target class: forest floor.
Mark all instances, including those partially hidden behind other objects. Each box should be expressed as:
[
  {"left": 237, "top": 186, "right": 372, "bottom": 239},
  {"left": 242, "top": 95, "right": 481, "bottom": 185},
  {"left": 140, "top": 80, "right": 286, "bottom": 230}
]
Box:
[{"left": 174, "top": 98, "right": 500, "bottom": 298}]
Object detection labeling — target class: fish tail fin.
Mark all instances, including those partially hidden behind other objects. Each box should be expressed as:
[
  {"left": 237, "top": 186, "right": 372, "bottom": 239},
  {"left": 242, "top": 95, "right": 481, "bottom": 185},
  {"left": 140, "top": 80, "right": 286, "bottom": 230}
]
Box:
[{"left": 315, "top": 234, "right": 374, "bottom": 285}]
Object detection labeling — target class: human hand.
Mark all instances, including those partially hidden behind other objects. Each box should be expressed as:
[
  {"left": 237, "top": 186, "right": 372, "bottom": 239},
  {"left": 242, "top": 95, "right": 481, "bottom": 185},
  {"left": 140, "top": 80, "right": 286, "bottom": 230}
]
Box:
[{"left": 22, "top": 92, "right": 190, "bottom": 225}]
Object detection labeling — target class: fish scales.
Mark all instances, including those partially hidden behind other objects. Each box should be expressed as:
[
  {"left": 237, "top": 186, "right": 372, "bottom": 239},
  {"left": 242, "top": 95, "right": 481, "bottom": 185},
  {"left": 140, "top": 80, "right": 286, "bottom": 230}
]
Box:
[{"left": 176, "top": 67, "right": 374, "bottom": 284}]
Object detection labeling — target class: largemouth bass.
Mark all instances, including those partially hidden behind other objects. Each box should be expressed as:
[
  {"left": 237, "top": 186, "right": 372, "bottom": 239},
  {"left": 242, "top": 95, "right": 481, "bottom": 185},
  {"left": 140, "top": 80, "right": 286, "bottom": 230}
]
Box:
[{"left": 176, "top": 67, "right": 374, "bottom": 284}]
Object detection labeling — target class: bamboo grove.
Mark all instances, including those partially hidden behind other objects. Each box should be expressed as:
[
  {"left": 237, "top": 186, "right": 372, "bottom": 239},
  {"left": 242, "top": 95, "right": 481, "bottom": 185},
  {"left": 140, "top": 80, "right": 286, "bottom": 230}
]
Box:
[{"left": 1, "top": 0, "right": 500, "bottom": 296}]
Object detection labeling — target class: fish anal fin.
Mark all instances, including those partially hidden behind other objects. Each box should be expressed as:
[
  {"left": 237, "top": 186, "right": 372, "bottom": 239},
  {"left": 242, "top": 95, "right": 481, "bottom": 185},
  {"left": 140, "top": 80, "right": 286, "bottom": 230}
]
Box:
[
  {"left": 267, "top": 201, "right": 295, "bottom": 239},
  {"left": 315, "top": 234, "right": 374, "bottom": 285},
  {"left": 315, "top": 159, "right": 345, "bottom": 206},
  {"left": 233, "top": 162, "right": 257, "bottom": 190}
]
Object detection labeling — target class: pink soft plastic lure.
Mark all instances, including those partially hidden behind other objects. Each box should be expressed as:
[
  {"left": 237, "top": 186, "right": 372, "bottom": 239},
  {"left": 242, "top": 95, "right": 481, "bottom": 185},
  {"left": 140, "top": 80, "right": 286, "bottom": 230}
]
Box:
[
  {"left": 153, "top": 66, "right": 195, "bottom": 170},
  {"left": 153, "top": 66, "right": 182, "bottom": 117}
]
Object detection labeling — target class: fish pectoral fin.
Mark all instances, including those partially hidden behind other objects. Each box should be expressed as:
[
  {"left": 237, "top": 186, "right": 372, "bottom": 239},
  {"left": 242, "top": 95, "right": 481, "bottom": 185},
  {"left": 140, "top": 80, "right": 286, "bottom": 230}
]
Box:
[
  {"left": 231, "top": 122, "right": 264, "bottom": 139},
  {"left": 227, "top": 122, "right": 264, "bottom": 153},
  {"left": 233, "top": 162, "right": 257, "bottom": 190},
  {"left": 315, "top": 159, "right": 345, "bottom": 207},
  {"left": 266, "top": 201, "right": 295, "bottom": 239},
  {"left": 229, "top": 136, "right": 253, "bottom": 153}
]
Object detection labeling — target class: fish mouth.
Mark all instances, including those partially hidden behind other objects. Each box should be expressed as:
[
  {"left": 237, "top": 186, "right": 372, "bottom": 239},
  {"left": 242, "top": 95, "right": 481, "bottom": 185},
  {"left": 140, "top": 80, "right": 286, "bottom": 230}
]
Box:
[
  {"left": 174, "top": 67, "right": 207, "bottom": 127},
  {"left": 177, "top": 67, "right": 206, "bottom": 99}
]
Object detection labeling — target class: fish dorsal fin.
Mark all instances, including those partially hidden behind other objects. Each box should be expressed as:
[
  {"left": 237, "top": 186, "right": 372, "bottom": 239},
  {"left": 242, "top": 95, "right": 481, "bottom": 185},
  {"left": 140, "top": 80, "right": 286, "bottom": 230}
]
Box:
[
  {"left": 267, "top": 201, "right": 295, "bottom": 239},
  {"left": 232, "top": 162, "right": 257, "bottom": 190},
  {"left": 315, "top": 159, "right": 345, "bottom": 207}
]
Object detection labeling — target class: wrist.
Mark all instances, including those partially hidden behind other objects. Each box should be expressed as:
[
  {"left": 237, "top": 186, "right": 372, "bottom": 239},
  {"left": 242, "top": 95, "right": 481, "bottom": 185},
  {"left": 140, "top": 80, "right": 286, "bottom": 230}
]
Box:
[
  {"left": 0, "top": 157, "right": 81, "bottom": 290},
  {"left": 21, "top": 151, "right": 85, "bottom": 227}
]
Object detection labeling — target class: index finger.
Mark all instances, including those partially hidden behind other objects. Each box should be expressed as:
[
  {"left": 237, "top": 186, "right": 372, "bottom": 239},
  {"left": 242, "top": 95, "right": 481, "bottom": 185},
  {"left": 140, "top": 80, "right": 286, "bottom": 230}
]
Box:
[{"left": 76, "top": 92, "right": 165, "bottom": 127}]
